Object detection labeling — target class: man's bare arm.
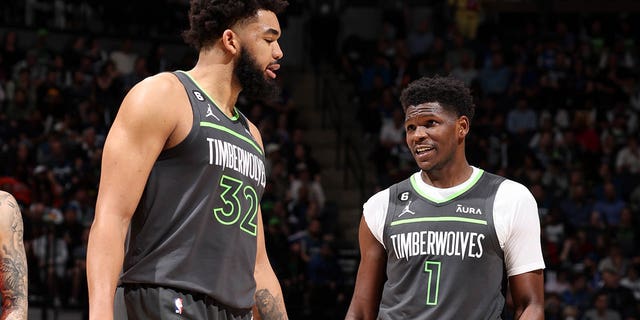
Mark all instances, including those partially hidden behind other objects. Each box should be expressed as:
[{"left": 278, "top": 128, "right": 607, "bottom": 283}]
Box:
[
  {"left": 510, "top": 270, "right": 544, "bottom": 320},
  {"left": 253, "top": 208, "right": 288, "bottom": 320},
  {"left": 345, "top": 216, "right": 386, "bottom": 320},
  {"left": 247, "top": 122, "right": 288, "bottom": 320},
  {"left": 0, "top": 191, "right": 28, "bottom": 320}
]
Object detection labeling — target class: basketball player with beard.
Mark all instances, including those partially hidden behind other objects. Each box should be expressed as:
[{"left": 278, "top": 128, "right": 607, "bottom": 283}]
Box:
[{"left": 86, "top": 1, "right": 289, "bottom": 319}]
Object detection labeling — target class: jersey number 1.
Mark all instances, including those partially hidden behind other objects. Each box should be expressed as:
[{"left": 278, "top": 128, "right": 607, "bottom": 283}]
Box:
[
  {"left": 214, "top": 175, "right": 258, "bottom": 236},
  {"left": 424, "top": 261, "right": 441, "bottom": 305}
]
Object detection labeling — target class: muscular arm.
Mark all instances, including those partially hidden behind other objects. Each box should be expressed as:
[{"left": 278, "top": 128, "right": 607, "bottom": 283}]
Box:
[
  {"left": 345, "top": 216, "right": 386, "bottom": 320},
  {"left": 248, "top": 122, "right": 288, "bottom": 320},
  {"left": 86, "top": 74, "right": 184, "bottom": 320},
  {"left": 0, "top": 191, "right": 28, "bottom": 320},
  {"left": 253, "top": 208, "right": 288, "bottom": 320},
  {"left": 510, "top": 270, "right": 544, "bottom": 320}
]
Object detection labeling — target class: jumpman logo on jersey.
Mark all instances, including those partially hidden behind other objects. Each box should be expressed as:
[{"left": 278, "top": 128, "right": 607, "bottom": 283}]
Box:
[
  {"left": 399, "top": 200, "right": 415, "bottom": 217},
  {"left": 206, "top": 104, "right": 220, "bottom": 121}
]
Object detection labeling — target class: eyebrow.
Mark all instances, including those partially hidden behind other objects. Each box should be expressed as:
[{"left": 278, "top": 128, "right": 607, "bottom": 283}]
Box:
[{"left": 263, "top": 28, "right": 280, "bottom": 36}]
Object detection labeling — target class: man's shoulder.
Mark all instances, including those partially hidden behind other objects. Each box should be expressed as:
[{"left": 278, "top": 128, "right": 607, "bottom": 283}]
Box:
[
  {"left": 0, "top": 191, "right": 19, "bottom": 228},
  {"left": 366, "top": 176, "right": 412, "bottom": 204},
  {"left": 482, "top": 171, "right": 524, "bottom": 190},
  {"left": 131, "top": 72, "right": 183, "bottom": 96},
  {"left": 365, "top": 187, "right": 391, "bottom": 207},
  {"left": 120, "top": 72, "right": 187, "bottom": 118},
  {"left": 487, "top": 173, "right": 535, "bottom": 202}
]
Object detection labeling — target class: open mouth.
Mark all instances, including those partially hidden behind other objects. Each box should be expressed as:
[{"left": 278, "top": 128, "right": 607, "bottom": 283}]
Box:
[{"left": 415, "top": 146, "right": 434, "bottom": 155}]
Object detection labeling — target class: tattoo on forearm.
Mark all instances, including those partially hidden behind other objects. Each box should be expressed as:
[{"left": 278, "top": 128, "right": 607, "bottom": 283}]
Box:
[
  {"left": 255, "top": 289, "right": 287, "bottom": 320},
  {"left": 0, "top": 193, "right": 28, "bottom": 319}
]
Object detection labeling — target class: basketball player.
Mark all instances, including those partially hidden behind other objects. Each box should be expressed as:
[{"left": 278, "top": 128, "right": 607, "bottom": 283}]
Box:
[
  {"left": 87, "top": 1, "right": 289, "bottom": 319},
  {"left": 0, "top": 191, "right": 28, "bottom": 319},
  {"left": 345, "top": 76, "right": 545, "bottom": 319}
]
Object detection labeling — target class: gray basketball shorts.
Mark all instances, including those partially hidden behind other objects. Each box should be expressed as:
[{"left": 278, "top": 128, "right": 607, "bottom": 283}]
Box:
[{"left": 114, "top": 285, "right": 253, "bottom": 320}]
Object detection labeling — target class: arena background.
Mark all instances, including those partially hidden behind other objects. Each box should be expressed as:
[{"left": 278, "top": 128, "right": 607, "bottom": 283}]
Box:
[{"left": 1, "top": 0, "right": 640, "bottom": 319}]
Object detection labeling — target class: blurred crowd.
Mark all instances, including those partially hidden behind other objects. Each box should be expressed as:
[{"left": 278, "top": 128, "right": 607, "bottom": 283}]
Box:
[{"left": 333, "top": 2, "right": 640, "bottom": 320}]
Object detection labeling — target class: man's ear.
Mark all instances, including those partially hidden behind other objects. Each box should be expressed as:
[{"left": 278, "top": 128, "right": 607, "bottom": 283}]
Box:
[
  {"left": 221, "top": 29, "right": 239, "bottom": 55},
  {"left": 458, "top": 116, "right": 470, "bottom": 140}
]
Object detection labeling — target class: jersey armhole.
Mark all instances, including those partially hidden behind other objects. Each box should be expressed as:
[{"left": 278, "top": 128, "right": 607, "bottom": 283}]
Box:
[{"left": 157, "top": 72, "right": 199, "bottom": 160}]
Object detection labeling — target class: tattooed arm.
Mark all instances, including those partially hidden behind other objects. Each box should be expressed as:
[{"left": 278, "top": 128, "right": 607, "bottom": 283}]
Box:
[
  {"left": 252, "top": 207, "right": 288, "bottom": 320},
  {"left": 0, "top": 191, "right": 28, "bottom": 320}
]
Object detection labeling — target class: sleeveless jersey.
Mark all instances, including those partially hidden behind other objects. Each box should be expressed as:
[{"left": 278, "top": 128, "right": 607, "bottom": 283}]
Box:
[
  {"left": 380, "top": 170, "right": 506, "bottom": 319},
  {"left": 119, "top": 71, "right": 267, "bottom": 310}
]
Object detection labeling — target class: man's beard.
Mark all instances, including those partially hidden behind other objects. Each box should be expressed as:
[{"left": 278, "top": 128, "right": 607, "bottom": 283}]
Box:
[{"left": 234, "top": 49, "right": 280, "bottom": 102}]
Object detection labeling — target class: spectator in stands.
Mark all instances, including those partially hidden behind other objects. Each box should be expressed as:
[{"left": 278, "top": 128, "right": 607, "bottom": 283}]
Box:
[
  {"left": 560, "top": 183, "right": 593, "bottom": 230},
  {"left": 146, "top": 43, "right": 170, "bottom": 74},
  {"left": 447, "top": 0, "right": 482, "bottom": 40},
  {"left": 32, "top": 224, "right": 68, "bottom": 306},
  {"left": 307, "top": 242, "right": 345, "bottom": 320},
  {"left": 559, "top": 229, "right": 595, "bottom": 270},
  {"left": 406, "top": 19, "right": 434, "bottom": 57},
  {"left": 546, "top": 268, "right": 571, "bottom": 295},
  {"left": 282, "top": 240, "right": 306, "bottom": 319},
  {"left": 479, "top": 52, "right": 510, "bottom": 95},
  {"left": 293, "top": 218, "right": 324, "bottom": 264},
  {"left": 108, "top": 38, "right": 137, "bottom": 75},
  {"left": 597, "top": 267, "right": 636, "bottom": 318},
  {"left": 1, "top": 31, "right": 23, "bottom": 73},
  {"left": 289, "top": 163, "right": 325, "bottom": 211},
  {"left": 5, "top": 87, "right": 33, "bottom": 120},
  {"left": 561, "top": 272, "right": 592, "bottom": 316},
  {"left": 542, "top": 208, "right": 565, "bottom": 248},
  {"left": 450, "top": 51, "right": 478, "bottom": 87},
  {"left": 506, "top": 96, "right": 538, "bottom": 145},
  {"left": 265, "top": 215, "right": 290, "bottom": 278},
  {"left": 92, "top": 59, "right": 123, "bottom": 125},
  {"left": 85, "top": 38, "right": 108, "bottom": 71},
  {"left": 359, "top": 54, "right": 392, "bottom": 95},
  {"left": 598, "top": 245, "right": 630, "bottom": 280},
  {"left": 379, "top": 108, "right": 410, "bottom": 164},
  {"left": 121, "top": 56, "right": 150, "bottom": 92},
  {"left": 613, "top": 207, "right": 637, "bottom": 257},
  {"left": 583, "top": 292, "right": 622, "bottom": 320},
  {"left": 615, "top": 136, "right": 640, "bottom": 191},
  {"left": 544, "top": 292, "right": 564, "bottom": 320},
  {"left": 620, "top": 265, "right": 640, "bottom": 302},
  {"left": 68, "top": 226, "right": 89, "bottom": 308},
  {"left": 593, "top": 182, "right": 626, "bottom": 227}
]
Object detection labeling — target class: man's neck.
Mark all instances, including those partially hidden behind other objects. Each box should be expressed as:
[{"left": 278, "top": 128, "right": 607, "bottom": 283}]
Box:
[
  {"left": 188, "top": 49, "right": 240, "bottom": 118},
  {"left": 421, "top": 162, "right": 473, "bottom": 189}
]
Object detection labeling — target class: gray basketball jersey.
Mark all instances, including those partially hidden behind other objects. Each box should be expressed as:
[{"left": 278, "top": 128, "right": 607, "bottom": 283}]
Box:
[
  {"left": 119, "top": 71, "right": 266, "bottom": 310},
  {"left": 380, "top": 170, "right": 506, "bottom": 319}
]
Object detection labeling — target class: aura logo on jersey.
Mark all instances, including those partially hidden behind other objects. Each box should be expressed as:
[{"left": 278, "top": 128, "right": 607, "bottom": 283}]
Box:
[
  {"left": 390, "top": 231, "right": 485, "bottom": 260},
  {"left": 207, "top": 138, "right": 266, "bottom": 188},
  {"left": 456, "top": 204, "right": 483, "bottom": 215}
]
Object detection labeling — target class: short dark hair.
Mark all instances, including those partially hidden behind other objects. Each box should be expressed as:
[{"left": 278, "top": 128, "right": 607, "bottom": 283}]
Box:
[
  {"left": 182, "top": 0, "right": 288, "bottom": 50},
  {"left": 399, "top": 76, "right": 475, "bottom": 122}
]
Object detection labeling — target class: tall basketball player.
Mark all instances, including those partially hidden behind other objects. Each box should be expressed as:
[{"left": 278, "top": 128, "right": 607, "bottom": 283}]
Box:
[{"left": 87, "top": 1, "right": 289, "bottom": 319}]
